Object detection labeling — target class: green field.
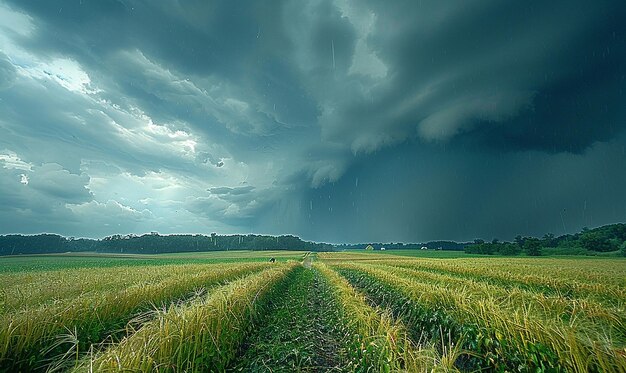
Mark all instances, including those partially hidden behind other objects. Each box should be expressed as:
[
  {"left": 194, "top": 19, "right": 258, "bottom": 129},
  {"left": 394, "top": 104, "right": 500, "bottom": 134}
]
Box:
[
  {"left": 1, "top": 251, "right": 624, "bottom": 372},
  {"left": 0, "top": 250, "right": 306, "bottom": 273},
  {"left": 342, "top": 249, "right": 483, "bottom": 258}
]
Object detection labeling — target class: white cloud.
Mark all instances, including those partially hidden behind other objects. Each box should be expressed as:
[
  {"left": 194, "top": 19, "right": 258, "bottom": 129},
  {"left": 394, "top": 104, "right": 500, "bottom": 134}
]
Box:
[
  {"left": 334, "top": 0, "right": 388, "bottom": 78},
  {"left": 0, "top": 151, "right": 33, "bottom": 171},
  {"left": 0, "top": 21, "right": 95, "bottom": 96},
  {"left": 23, "top": 58, "right": 96, "bottom": 94}
]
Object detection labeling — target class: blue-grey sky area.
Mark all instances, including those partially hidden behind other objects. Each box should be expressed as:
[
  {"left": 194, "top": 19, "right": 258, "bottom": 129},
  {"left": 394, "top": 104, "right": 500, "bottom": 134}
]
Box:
[{"left": 0, "top": 1, "right": 625, "bottom": 243}]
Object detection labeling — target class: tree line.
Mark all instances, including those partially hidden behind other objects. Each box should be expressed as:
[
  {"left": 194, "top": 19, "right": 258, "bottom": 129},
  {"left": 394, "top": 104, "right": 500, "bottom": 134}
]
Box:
[
  {"left": 464, "top": 223, "right": 626, "bottom": 256},
  {"left": 335, "top": 240, "right": 466, "bottom": 251},
  {"left": 0, "top": 233, "right": 334, "bottom": 256},
  {"left": 2, "top": 223, "right": 625, "bottom": 257}
]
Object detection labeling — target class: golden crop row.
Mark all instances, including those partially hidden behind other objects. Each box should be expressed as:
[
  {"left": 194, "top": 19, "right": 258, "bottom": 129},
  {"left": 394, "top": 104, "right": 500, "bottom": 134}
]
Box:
[
  {"left": 1, "top": 262, "right": 253, "bottom": 315},
  {"left": 333, "top": 262, "right": 626, "bottom": 372},
  {"left": 317, "top": 252, "right": 625, "bottom": 284},
  {"left": 318, "top": 253, "right": 626, "bottom": 303},
  {"left": 0, "top": 262, "right": 271, "bottom": 371},
  {"left": 387, "top": 258, "right": 625, "bottom": 299},
  {"left": 361, "top": 262, "right": 625, "bottom": 330},
  {"left": 78, "top": 263, "right": 297, "bottom": 372}
]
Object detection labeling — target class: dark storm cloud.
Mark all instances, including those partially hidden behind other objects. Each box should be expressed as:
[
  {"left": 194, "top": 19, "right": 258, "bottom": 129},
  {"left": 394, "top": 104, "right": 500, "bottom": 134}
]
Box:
[
  {"left": 302, "top": 135, "right": 626, "bottom": 243},
  {"left": 186, "top": 187, "right": 273, "bottom": 226},
  {"left": 14, "top": 0, "right": 622, "bottom": 155},
  {"left": 0, "top": 0, "right": 625, "bottom": 241},
  {"left": 0, "top": 160, "right": 90, "bottom": 235},
  {"left": 7, "top": 1, "right": 254, "bottom": 75},
  {"left": 322, "top": 0, "right": 626, "bottom": 153}
]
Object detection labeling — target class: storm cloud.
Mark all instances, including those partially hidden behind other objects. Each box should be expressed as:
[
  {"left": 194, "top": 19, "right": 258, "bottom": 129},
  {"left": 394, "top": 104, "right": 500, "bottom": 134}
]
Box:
[{"left": 0, "top": 0, "right": 624, "bottom": 241}]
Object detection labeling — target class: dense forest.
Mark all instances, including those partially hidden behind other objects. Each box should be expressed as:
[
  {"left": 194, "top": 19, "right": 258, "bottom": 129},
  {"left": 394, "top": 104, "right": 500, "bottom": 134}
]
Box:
[
  {"left": 0, "top": 233, "right": 333, "bottom": 256},
  {"left": 464, "top": 223, "right": 626, "bottom": 256}
]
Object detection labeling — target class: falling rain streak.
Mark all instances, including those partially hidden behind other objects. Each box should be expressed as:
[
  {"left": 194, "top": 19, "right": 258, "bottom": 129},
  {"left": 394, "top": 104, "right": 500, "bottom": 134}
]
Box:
[{"left": 331, "top": 39, "right": 335, "bottom": 69}]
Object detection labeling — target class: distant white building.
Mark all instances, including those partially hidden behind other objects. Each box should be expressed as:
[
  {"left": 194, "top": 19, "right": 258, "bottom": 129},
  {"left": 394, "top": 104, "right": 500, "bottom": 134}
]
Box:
[
  {"left": 380, "top": 247, "right": 386, "bottom": 251},
  {"left": 420, "top": 246, "right": 428, "bottom": 250}
]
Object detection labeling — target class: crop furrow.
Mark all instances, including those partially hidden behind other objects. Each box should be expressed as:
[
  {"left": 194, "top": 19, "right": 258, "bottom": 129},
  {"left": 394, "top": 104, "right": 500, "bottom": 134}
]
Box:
[{"left": 228, "top": 266, "right": 345, "bottom": 372}]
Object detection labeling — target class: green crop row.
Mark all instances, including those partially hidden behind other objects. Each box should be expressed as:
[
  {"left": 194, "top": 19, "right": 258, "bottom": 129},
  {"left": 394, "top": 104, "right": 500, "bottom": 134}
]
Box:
[
  {"left": 230, "top": 266, "right": 346, "bottom": 371},
  {"left": 315, "top": 262, "right": 463, "bottom": 372}
]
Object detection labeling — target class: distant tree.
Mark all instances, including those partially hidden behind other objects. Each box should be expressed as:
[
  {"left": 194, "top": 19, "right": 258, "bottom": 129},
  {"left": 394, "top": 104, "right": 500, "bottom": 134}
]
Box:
[
  {"left": 514, "top": 235, "right": 524, "bottom": 247},
  {"left": 580, "top": 231, "right": 616, "bottom": 252},
  {"left": 465, "top": 241, "right": 495, "bottom": 255},
  {"left": 0, "top": 234, "right": 71, "bottom": 255},
  {"left": 499, "top": 243, "right": 521, "bottom": 256},
  {"left": 542, "top": 233, "right": 556, "bottom": 247},
  {"left": 524, "top": 238, "right": 542, "bottom": 256}
]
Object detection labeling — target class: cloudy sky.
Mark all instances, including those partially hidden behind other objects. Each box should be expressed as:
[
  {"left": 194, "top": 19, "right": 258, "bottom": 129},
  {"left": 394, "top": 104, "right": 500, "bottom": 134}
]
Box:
[{"left": 0, "top": 0, "right": 625, "bottom": 243}]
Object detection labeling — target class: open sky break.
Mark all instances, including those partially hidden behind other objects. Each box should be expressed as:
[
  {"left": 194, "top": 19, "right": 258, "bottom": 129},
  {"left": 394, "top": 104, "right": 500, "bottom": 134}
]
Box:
[{"left": 0, "top": 0, "right": 625, "bottom": 243}]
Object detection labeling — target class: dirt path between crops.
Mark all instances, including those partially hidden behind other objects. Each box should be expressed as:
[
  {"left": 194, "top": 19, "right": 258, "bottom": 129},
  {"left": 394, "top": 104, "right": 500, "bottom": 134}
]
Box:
[
  {"left": 307, "top": 270, "right": 343, "bottom": 371},
  {"left": 303, "top": 252, "right": 313, "bottom": 268},
  {"left": 228, "top": 267, "right": 344, "bottom": 372}
]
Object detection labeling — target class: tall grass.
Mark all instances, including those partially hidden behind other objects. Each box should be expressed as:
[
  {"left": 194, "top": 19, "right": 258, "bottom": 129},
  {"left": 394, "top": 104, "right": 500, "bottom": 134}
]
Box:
[
  {"left": 78, "top": 263, "right": 297, "bottom": 372},
  {"left": 0, "top": 262, "right": 269, "bottom": 371}
]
